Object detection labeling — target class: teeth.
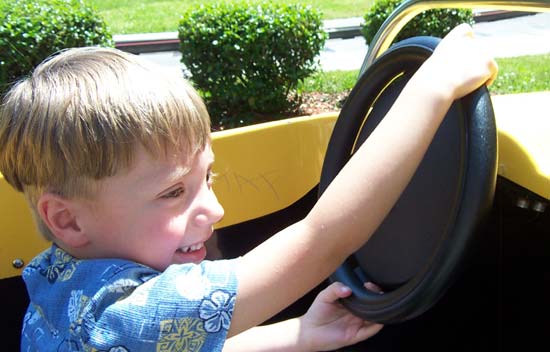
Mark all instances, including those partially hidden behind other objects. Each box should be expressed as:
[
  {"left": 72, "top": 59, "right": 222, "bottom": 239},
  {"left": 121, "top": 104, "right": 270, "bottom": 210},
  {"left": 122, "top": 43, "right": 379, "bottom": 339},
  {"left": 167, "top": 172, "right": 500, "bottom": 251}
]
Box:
[{"left": 179, "top": 243, "right": 203, "bottom": 253}]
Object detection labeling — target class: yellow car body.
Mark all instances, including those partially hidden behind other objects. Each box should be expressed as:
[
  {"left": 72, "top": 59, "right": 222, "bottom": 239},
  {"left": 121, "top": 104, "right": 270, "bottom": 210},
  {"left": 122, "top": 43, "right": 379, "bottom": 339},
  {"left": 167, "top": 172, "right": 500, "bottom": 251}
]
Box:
[
  {"left": 2, "top": 92, "right": 548, "bottom": 279},
  {"left": 1, "top": 0, "right": 549, "bottom": 350}
]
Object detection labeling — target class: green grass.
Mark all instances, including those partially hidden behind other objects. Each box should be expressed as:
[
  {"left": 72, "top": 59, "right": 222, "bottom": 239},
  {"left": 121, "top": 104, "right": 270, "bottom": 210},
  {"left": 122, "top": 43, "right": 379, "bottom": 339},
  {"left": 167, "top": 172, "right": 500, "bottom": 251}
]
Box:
[
  {"left": 88, "top": 0, "right": 373, "bottom": 34},
  {"left": 298, "top": 70, "right": 360, "bottom": 94},
  {"left": 491, "top": 54, "right": 550, "bottom": 94},
  {"left": 299, "top": 54, "right": 550, "bottom": 95},
  {"left": 49, "top": 1, "right": 550, "bottom": 97}
]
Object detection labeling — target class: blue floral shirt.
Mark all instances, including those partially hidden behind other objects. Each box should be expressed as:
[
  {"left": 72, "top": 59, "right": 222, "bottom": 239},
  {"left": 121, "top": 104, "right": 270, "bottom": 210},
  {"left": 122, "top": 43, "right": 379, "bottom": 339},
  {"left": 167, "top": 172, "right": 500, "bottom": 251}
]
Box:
[{"left": 21, "top": 245, "right": 239, "bottom": 351}]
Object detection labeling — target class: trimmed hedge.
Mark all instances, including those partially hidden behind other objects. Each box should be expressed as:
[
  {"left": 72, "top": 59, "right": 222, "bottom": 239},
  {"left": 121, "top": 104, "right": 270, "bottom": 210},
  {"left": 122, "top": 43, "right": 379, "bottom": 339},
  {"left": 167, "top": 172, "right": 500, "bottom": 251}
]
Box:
[
  {"left": 0, "top": 0, "right": 113, "bottom": 95},
  {"left": 362, "top": 0, "right": 473, "bottom": 44},
  {"left": 178, "top": 2, "right": 328, "bottom": 128}
]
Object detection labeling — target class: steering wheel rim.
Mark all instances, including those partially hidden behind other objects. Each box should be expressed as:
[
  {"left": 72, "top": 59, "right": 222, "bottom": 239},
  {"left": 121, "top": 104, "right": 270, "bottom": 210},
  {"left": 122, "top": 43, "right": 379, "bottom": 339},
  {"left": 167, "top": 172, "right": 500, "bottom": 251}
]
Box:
[{"left": 319, "top": 36, "right": 497, "bottom": 324}]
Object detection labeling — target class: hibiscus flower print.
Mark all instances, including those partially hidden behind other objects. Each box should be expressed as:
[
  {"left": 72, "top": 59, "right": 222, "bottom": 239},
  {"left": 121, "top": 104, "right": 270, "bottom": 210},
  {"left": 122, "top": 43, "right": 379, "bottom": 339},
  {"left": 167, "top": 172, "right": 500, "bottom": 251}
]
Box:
[{"left": 198, "top": 290, "right": 235, "bottom": 333}]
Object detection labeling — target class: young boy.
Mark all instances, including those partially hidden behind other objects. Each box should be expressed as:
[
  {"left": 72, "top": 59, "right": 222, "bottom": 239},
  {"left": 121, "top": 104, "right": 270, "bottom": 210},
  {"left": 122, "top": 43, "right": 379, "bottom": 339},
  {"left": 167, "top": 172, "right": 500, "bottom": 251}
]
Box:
[{"left": 0, "top": 24, "right": 496, "bottom": 351}]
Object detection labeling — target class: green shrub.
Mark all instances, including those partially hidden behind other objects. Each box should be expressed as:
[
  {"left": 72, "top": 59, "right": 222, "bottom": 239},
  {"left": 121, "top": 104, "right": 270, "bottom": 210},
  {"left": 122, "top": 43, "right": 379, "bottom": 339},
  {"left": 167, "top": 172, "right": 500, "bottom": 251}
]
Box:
[
  {"left": 0, "top": 0, "right": 113, "bottom": 95},
  {"left": 178, "top": 2, "right": 328, "bottom": 129},
  {"left": 362, "top": 0, "right": 473, "bottom": 45}
]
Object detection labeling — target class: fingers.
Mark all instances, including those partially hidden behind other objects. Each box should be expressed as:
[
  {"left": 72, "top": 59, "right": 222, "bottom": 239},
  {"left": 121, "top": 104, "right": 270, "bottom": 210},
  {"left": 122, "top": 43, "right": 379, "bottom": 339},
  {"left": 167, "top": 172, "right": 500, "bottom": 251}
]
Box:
[
  {"left": 485, "top": 57, "right": 499, "bottom": 87},
  {"left": 321, "top": 281, "right": 384, "bottom": 299},
  {"left": 431, "top": 23, "right": 499, "bottom": 97},
  {"left": 470, "top": 35, "right": 499, "bottom": 89},
  {"left": 364, "top": 281, "right": 383, "bottom": 294},
  {"left": 324, "top": 281, "right": 385, "bottom": 301},
  {"left": 323, "top": 281, "right": 385, "bottom": 344},
  {"left": 445, "top": 23, "right": 474, "bottom": 39},
  {"left": 452, "top": 22, "right": 499, "bottom": 84},
  {"left": 318, "top": 282, "right": 353, "bottom": 303},
  {"left": 457, "top": 25, "right": 499, "bottom": 87}
]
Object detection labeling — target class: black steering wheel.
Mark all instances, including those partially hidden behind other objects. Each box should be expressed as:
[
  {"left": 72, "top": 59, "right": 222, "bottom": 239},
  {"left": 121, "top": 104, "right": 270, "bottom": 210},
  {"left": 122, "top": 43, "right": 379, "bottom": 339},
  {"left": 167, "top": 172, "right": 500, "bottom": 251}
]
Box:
[{"left": 319, "top": 36, "right": 497, "bottom": 324}]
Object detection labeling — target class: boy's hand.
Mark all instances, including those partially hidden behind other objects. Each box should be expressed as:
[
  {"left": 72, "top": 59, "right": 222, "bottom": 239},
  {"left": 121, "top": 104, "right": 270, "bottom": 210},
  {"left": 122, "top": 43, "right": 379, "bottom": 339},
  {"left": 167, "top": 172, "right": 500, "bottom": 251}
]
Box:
[
  {"left": 414, "top": 23, "right": 498, "bottom": 101},
  {"left": 299, "top": 282, "right": 383, "bottom": 351}
]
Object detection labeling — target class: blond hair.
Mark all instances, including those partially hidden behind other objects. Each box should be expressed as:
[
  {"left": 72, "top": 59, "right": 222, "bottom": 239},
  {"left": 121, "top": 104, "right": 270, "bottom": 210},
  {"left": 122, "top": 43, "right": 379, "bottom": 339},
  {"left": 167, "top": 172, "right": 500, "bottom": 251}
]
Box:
[{"left": 0, "top": 47, "right": 211, "bottom": 240}]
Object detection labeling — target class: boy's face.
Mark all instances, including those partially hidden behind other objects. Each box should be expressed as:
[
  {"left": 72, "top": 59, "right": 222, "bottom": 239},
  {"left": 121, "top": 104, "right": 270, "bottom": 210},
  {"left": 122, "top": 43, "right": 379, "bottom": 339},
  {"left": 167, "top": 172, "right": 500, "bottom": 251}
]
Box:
[{"left": 74, "top": 144, "right": 224, "bottom": 271}]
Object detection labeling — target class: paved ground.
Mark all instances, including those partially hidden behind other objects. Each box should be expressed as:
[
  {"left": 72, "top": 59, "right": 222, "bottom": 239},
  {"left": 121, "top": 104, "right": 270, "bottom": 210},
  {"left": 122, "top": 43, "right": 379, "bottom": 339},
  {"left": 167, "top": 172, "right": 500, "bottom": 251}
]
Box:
[
  {"left": 141, "top": 13, "right": 550, "bottom": 76},
  {"left": 474, "top": 12, "right": 550, "bottom": 57}
]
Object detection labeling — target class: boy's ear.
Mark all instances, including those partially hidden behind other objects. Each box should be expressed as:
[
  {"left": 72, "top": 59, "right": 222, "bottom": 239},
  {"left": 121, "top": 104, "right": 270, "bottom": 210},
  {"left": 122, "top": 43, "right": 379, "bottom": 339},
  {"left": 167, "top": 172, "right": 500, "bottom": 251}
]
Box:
[{"left": 37, "top": 193, "right": 89, "bottom": 248}]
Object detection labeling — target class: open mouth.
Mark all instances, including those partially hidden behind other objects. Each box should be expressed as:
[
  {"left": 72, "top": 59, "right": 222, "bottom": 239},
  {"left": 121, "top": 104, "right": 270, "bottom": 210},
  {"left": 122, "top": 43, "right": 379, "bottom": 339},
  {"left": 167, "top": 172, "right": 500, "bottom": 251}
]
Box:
[{"left": 177, "top": 242, "right": 204, "bottom": 253}]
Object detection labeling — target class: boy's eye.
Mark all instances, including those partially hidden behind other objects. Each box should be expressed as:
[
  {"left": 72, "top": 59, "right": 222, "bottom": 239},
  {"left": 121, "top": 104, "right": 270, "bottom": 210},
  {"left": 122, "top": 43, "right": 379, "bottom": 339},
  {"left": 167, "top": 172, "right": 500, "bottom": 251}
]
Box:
[
  {"left": 162, "top": 187, "right": 185, "bottom": 198},
  {"left": 207, "top": 171, "right": 216, "bottom": 187}
]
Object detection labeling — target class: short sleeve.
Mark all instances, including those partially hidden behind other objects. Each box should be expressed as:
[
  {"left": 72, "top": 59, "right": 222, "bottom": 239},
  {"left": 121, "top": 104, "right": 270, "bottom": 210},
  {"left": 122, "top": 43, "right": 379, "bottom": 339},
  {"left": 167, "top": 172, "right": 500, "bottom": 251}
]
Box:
[{"left": 80, "top": 259, "right": 239, "bottom": 352}]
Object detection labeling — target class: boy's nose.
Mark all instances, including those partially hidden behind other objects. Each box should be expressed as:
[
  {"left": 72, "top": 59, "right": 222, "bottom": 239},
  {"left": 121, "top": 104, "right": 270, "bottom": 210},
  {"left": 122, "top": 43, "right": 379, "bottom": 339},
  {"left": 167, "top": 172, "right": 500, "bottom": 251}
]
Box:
[{"left": 194, "top": 189, "right": 224, "bottom": 227}]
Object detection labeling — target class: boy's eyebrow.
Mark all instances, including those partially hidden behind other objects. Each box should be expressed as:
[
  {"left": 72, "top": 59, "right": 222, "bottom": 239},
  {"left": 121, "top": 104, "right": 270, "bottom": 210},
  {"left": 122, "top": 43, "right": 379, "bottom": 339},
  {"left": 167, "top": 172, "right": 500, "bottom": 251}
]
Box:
[
  {"left": 163, "top": 166, "right": 192, "bottom": 183},
  {"left": 150, "top": 148, "right": 215, "bottom": 190}
]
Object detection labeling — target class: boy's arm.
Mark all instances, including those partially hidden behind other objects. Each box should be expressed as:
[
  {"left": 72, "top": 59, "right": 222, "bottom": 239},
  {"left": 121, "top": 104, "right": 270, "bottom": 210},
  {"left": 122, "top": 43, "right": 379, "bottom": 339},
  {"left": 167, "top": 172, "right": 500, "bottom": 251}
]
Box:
[
  {"left": 223, "top": 319, "right": 303, "bottom": 352},
  {"left": 229, "top": 24, "right": 498, "bottom": 336},
  {"left": 224, "top": 282, "right": 383, "bottom": 352},
  {"left": 225, "top": 320, "right": 378, "bottom": 352}
]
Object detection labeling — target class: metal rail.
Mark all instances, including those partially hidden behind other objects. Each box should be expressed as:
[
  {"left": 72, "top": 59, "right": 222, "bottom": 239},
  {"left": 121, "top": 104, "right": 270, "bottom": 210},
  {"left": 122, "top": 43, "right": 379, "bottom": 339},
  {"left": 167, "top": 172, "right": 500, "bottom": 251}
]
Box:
[{"left": 361, "top": 0, "right": 550, "bottom": 73}]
